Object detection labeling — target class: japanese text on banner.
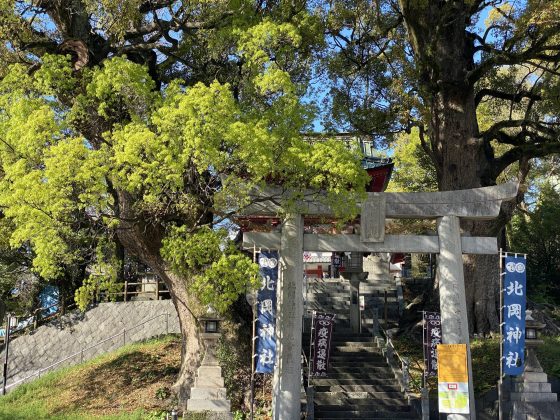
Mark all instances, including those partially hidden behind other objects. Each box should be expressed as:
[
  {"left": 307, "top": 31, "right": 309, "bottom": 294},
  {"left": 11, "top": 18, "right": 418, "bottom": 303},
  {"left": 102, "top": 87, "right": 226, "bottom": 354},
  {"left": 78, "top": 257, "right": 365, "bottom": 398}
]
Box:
[
  {"left": 503, "top": 255, "right": 526, "bottom": 376},
  {"left": 255, "top": 251, "right": 278, "bottom": 373},
  {"left": 423, "top": 312, "right": 442, "bottom": 377},
  {"left": 311, "top": 312, "right": 335, "bottom": 377}
]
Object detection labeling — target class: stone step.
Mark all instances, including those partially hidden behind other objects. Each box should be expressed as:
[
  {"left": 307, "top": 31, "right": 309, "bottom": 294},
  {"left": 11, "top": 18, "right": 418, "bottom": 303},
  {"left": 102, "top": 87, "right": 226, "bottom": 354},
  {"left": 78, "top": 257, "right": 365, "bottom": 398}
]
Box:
[
  {"left": 331, "top": 346, "right": 382, "bottom": 353},
  {"left": 186, "top": 399, "right": 231, "bottom": 412},
  {"left": 314, "top": 384, "right": 401, "bottom": 393},
  {"left": 330, "top": 361, "right": 387, "bottom": 368},
  {"left": 330, "top": 330, "right": 373, "bottom": 337},
  {"left": 325, "top": 371, "right": 395, "bottom": 380},
  {"left": 330, "top": 335, "right": 375, "bottom": 342},
  {"left": 329, "top": 341, "right": 377, "bottom": 347},
  {"left": 314, "top": 410, "right": 417, "bottom": 419},
  {"left": 314, "top": 391, "right": 404, "bottom": 400},
  {"left": 329, "top": 355, "right": 385, "bottom": 362},
  {"left": 312, "top": 378, "right": 398, "bottom": 387},
  {"left": 308, "top": 287, "right": 352, "bottom": 293},
  {"left": 306, "top": 296, "right": 351, "bottom": 302},
  {"left": 328, "top": 366, "right": 392, "bottom": 374},
  {"left": 315, "top": 400, "right": 411, "bottom": 410}
]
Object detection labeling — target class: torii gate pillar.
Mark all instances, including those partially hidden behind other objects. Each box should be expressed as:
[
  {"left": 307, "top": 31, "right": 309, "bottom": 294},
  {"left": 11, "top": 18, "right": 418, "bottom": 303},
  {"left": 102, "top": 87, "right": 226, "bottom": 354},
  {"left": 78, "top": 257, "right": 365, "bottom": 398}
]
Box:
[
  {"left": 437, "top": 215, "right": 476, "bottom": 419},
  {"left": 272, "top": 214, "right": 304, "bottom": 420}
]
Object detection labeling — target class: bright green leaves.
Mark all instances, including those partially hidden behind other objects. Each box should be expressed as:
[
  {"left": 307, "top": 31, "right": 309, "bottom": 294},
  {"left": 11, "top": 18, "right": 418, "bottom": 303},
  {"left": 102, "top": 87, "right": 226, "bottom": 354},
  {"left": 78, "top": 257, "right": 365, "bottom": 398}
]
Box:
[
  {"left": 161, "top": 226, "right": 259, "bottom": 313},
  {"left": 33, "top": 54, "right": 76, "bottom": 96},
  {"left": 0, "top": 34, "right": 367, "bottom": 313},
  {"left": 0, "top": 57, "right": 109, "bottom": 279},
  {"left": 193, "top": 253, "right": 260, "bottom": 314},
  {"left": 74, "top": 239, "right": 123, "bottom": 311},
  {"left": 238, "top": 19, "right": 302, "bottom": 96},
  {"left": 85, "top": 56, "right": 158, "bottom": 121},
  {"left": 386, "top": 129, "right": 438, "bottom": 193}
]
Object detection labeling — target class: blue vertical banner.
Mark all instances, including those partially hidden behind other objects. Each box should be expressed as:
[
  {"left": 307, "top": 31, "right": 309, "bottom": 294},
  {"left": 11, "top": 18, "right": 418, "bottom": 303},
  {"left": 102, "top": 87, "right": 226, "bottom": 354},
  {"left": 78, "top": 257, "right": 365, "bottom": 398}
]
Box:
[
  {"left": 502, "top": 255, "right": 527, "bottom": 376},
  {"left": 255, "top": 251, "right": 278, "bottom": 373}
]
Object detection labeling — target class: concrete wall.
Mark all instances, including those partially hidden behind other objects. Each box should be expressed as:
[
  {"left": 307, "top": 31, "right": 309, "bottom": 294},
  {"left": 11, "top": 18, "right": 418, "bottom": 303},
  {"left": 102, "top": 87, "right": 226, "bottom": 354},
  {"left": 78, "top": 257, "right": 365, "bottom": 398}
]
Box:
[{"left": 1, "top": 300, "right": 180, "bottom": 390}]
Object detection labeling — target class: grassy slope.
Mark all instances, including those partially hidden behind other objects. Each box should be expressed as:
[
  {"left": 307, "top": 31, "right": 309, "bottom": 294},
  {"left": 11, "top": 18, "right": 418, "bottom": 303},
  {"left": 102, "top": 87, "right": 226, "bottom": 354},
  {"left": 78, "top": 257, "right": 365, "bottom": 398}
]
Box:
[{"left": 0, "top": 335, "right": 182, "bottom": 420}]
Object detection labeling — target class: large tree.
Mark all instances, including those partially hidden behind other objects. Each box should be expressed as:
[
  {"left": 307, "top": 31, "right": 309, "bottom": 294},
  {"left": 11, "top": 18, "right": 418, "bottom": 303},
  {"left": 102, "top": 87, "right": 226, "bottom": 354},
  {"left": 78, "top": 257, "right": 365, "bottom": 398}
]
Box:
[
  {"left": 321, "top": 0, "right": 560, "bottom": 333},
  {"left": 0, "top": 0, "right": 367, "bottom": 404}
]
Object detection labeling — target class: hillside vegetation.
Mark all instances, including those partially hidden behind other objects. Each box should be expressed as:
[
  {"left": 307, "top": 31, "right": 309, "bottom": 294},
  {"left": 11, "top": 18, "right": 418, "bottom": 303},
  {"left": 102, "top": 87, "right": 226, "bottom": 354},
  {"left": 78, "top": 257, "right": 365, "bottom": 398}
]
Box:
[{"left": 0, "top": 335, "right": 183, "bottom": 419}]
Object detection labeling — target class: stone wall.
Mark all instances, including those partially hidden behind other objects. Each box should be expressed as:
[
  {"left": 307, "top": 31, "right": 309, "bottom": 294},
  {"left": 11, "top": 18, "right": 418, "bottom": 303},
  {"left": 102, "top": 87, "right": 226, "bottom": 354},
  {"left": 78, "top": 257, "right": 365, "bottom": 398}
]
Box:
[{"left": 1, "top": 300, "right": 180, "bottom": 390}]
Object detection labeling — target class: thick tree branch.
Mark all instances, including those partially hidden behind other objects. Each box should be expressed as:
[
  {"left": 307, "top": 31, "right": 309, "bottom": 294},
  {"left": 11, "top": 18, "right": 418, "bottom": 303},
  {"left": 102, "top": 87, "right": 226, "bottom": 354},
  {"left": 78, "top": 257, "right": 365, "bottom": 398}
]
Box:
[
  {"left": 492, "top": 141, "right": 560, "bottom": 180},
  {"left": 475, "top": 88, "right": 541, "bottom": 107},
  {"left": 468, "top": 25, "right": 560, "bottom": 83}
]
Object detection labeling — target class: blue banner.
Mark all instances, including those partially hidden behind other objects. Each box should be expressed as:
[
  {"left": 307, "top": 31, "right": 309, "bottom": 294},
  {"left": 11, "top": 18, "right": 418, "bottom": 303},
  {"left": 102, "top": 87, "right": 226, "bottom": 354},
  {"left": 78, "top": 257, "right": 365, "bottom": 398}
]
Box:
[
  {"left": 503, "top": 255, "right": 527, "bottom": 376},
  {"left": 255, "top": 251, "right": 278, "bottom": 373}
]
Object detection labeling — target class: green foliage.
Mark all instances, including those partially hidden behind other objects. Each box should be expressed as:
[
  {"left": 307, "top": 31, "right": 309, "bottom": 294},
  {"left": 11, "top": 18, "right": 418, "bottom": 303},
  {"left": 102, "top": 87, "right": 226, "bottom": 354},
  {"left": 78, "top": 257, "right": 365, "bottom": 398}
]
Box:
[
  {"left": 162, "top": 226, "right": 259, "bottom": 313},
  {"left": 470, "top": 338, "right": 500, "bottom": 394},
  {"left": 508, "top": 182, "right": 560, "bottom": 304},
  {"left": 0, "top": 10, "right": 367, "bottom": 315},
  {"left": 386, "top": 128, "right": 438, "bottom": 193},
  {"left": 539, "top": 335, "right": 560, "bottom": 378}
]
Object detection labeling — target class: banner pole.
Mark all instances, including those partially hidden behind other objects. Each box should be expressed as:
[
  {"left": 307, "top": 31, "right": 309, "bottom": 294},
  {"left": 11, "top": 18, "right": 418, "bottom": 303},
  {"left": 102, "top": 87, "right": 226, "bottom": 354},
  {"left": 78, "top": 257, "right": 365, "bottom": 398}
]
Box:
[
  {"left": 498, "top": 248, "right": 504, "bottom": 420},
  {"left": 307, "top": 311, "right": 315, "bottom": 389},
  {"left": 249, "top": 245, "right": 257, "bottom": 420}
]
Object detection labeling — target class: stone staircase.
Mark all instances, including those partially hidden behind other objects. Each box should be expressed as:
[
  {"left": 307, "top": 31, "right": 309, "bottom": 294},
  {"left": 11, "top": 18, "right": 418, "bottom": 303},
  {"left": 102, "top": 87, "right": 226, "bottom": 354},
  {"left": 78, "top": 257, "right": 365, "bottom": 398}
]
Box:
[{"left": 303, "top": 277, "right": 418, "bottom": 419}]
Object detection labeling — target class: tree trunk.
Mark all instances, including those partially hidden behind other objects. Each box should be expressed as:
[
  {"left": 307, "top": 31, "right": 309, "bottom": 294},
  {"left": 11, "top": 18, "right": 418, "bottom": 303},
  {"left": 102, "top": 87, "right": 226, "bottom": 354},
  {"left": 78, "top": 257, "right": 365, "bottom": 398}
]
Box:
[
  {"left": 401, "top": 2, "right": 505, "bottom": 334},
  {"left": 115, "top": 191, "right": 204, "bottom": 406},
  {"left": 154, "top": 267, "right": 203, "bottom": 405}
]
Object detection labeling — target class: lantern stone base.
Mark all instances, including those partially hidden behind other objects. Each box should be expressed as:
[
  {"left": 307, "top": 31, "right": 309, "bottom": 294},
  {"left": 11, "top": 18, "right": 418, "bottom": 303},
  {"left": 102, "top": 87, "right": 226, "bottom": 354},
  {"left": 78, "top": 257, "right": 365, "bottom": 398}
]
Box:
[
  {"left": 186, "top": 365, "right": 232, "bottom": 418},
  {"left": 509, "top": 348, "right": 558, "bottom": 419},
  {"left": 511, "top": 401, "right": 560, "bottom": 420}
]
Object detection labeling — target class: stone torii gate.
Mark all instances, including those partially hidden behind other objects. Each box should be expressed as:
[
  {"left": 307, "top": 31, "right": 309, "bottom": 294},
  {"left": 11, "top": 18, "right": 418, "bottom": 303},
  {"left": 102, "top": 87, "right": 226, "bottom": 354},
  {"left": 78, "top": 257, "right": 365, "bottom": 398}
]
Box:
[{"left": 242, "top": 182, "right": 518, "bottom": 420}]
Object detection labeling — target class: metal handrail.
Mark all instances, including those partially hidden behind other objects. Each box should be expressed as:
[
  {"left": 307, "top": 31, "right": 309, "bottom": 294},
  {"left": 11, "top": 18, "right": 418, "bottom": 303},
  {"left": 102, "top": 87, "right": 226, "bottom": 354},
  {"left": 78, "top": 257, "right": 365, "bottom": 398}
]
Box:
[
  {"left": 366, "top": 308, "right": 412, "bottom": 394},
  {"left": 378, "top": 322, "right": 408, "bottom": 366},
  {"left": 4, "top": 312, "right": 170, "bottom": 391}
]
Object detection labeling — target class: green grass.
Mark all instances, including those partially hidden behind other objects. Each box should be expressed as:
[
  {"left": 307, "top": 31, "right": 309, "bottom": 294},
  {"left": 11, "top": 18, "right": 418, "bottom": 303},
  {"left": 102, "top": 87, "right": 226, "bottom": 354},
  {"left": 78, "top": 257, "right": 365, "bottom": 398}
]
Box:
[{"left": 0, "top": 335, "right": 181, "bottom": 420}]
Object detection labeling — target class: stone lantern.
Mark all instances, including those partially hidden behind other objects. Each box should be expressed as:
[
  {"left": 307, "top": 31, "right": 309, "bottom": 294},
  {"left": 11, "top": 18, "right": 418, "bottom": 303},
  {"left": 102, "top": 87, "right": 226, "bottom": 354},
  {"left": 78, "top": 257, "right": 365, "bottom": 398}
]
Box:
[
  {"left": 186, "top": 307, "right": 232, "bottom": 419},
  {"left": 340, "top": 252, "right": 368, "bottom": 332},
  {"left": 199, "top": 306, "right": 221, "bottom": 365},
  {"left": 509, "top": 310, "right": 557, "bottom": 419},
  {"left": 521, "top": 310, "right": 546, "bottom": 376}
]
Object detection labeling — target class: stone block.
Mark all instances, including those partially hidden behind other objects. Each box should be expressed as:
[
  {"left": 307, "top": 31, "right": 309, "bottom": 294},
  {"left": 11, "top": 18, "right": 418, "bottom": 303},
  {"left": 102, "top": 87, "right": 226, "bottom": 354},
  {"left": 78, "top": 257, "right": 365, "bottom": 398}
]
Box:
[
  {"left": 512, "top": 401, "right": 560, "bottom": 420},
  {"left": 186, "top": 399, "right": 231, "bottom": 412},
  {"left": 190, "top": 387, "right": 228, "bottom": 399},
  {"left": 513, "top": 382, "right": 552, "bottom": 393},
  {"left": 517, "top": 372, "right": 548, "bottom": 383},
  {"left": 195, "top": 376, "right": 225, "bottom": 388},
  {"left": 198, "top": 366, "right": 222, "bottom": 377},
  {"left": 510, "top": 392, "right": 557, "bottom": 402}
]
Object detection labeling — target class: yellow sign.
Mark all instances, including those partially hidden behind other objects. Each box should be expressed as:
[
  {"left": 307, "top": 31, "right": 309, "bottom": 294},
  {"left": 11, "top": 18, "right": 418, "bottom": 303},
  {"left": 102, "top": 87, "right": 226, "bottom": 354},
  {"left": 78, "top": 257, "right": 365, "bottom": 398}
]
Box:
[{"left": 437, "top": 344, "right": 470, "bottom": 414}]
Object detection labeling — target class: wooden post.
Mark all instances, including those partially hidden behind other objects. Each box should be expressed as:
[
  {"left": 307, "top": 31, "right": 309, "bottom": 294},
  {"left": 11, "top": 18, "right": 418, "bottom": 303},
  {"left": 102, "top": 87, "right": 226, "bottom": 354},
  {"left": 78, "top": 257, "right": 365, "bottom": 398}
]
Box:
[
  {"left": 124, "top": 281, "right": 128, "bottom": 302},
  {"left": 155, "top": 280, "right": 159, "bottom": 301}
]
